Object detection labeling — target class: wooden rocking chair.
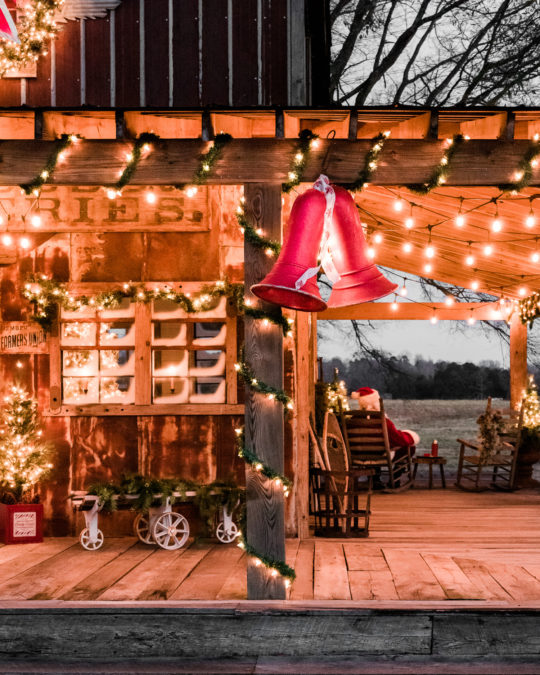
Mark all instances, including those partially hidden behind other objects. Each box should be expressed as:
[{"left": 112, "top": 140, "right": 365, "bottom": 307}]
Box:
[
  {"left": 340, "top": 398, "right": 414, "bottom": 491},
  {"left": 309, "top": 412, "right": 373, "bottom": 537},
  {"left": 456, "top": 397, "right": 521, "bottom": 492}
]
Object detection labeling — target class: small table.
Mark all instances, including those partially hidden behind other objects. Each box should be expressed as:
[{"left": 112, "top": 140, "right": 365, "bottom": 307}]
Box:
[{"left": 412, "top": 456, "right": 447, "bottom": 489}]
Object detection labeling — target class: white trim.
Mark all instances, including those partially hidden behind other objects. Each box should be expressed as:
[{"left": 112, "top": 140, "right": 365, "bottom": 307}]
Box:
[
  {"left": 110, "top": 9, "right": 116, "bottom": 106},
  {"left": 139, "top": 0, "right": 145, "bottom": 107}
]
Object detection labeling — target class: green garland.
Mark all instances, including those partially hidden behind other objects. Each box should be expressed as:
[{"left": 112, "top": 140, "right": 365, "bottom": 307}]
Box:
[
  {"left": 519, "top": 292, "right": 540, "bottom": 326},
  {"left": 175, "top": 132, "right": 232, "bottom": 192},
  {"left": 20, "top": 134, "right": 78, "bottom": 196},
  {"left": 113, "top": 133, "right": 160, "bottom": 192},
  {"left": 23, "top": 276, "right": 292, "bottom": 336},
  {"left": 238, "top": 536, "right": 296, "bottom": 582},
  {"left": 282, "top": 129, "right": 319, "bottom": 193},
  {"left": 237, "top": 209, "right": 282, "bottom": 257},
  {"left": 498, "top": 136, "right": 540, "bottom": 192},
  {"left": 345, "top": 132, "right": 390, "bottom": 192},
  {"left": 234, "top": 359, "right": 293, "bottom": 410},
  {"left": 408, "top": 134, "right": 466, "bottom": 195},
  {"left": 235, "top": 427, "right": 291, "bottom": 493}
]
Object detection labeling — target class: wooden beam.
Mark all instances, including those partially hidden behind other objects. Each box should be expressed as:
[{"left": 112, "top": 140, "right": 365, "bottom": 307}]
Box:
[
  {"left": 294, "top": 312, "right": 311, "bottom": 540},
  {"left": 319, "top": 302, "right": 507, "bottom": 321},
  {"left": 510, "top": 313, "right": 528, "bottom": 410},
  {"left": 244, "top": 183, "right": 286, "bottom": 600},
  {"left": 0, "top": 139, "right": 538, "bottom": 186}
]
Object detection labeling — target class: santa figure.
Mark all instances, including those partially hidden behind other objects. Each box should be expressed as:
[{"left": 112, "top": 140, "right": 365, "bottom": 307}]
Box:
[{"left": 351, "top": 387, "right": 420, "bottom": 456}]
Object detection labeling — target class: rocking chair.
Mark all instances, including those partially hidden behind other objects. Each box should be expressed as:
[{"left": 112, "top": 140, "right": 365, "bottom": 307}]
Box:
[
  {"left": 456, "top": 397, "right": 521, "bottom": 492},
  {"left": 340, "top": 398, "right": 414, "bottom": 491},
  {"left": 309, "top": 412, "right": 373, "bottom": 537}
]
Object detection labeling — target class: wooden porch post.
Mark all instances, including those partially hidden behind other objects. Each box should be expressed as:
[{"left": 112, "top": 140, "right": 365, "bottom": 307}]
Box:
[
  {"left": 244, "top": 184, "right": 286, "bottom": 600},
  {"left": 294, "top": 312, "right": 311, "bottom": 539},
  {"left": 510, "top": 312, "right": 528, "bottom": 409}
]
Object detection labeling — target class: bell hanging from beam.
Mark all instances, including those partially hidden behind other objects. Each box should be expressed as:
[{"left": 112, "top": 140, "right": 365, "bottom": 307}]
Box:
[
  {"left": 250, "top": 187, "right": 328, "bottom": 312},
  {"left": 326, "top": 185, "right": 397, "bottom": 307}
]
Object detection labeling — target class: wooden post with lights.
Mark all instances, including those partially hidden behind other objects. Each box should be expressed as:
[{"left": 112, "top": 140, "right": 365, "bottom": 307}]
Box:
[
  {"left": 243, "top": 183, "right": 286, "bottom": 600},
  {"left": 510, "top": 312, "right": 528, "bottom": 409}
]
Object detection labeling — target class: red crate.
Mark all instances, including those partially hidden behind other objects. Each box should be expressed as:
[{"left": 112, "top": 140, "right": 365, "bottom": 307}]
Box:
[{"left": 0, "top": 504, "right": 43, "bottom": 544}]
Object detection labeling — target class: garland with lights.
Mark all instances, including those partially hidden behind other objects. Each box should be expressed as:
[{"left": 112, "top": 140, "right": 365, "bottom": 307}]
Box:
[
  {"left": 518, "top": 292, "right": 540, "bottom": 326},
  {"left": 498, "top": 135, "right": 540, "bottom": 193},
  {"left": 111, "top": 132, "right": 160, "bottom": 194},
  {"left": 408, "top": 134, "right": 466, "bottom": 195},
  {"left": 345, "top": 131, "right": 390, "bottom": 192},
  {"left": 282, "top": 129, "right": 319, "bottom": 193},
  {"left": 22, "top": 276, "right": 293, "bottom": 336},
  {"left": 237, "top": 207, "right": 282, "bottom": 257},
  {"left": 20, "top": 134, "right": 78, "bottom": 196},
  {"left": 0, "top": 0, "right": 64, "bottom": 77},
  {"left": 175, "top": 132, "right": 232, "bottom": 193},
  {"left": 235, "top": 427, "right": 292, "bottom": 494},
  {"left": 234, "top": 359, "right": 293, "bottom": 410},
  {"left": 238, "top": 536, "right": 296, "bottom": 584}
]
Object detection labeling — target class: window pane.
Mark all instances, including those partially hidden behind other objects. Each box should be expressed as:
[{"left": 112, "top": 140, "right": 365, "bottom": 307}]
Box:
[
  {"left": 100, "top": 321, "right": 134, "bottom": 345},
  {"left": 100, "top": 377, "right": 134, "bottom": 403},
  {"left": 63, "top": 377, "right": 99, "bottom": 404},
  {"left": 152, "top": 321, "right": 187, "bottom": 345},
  {"left": 62, "top": 350, "right": 99, "bottom": 376},
  {"left": 153, "top": 349, "right": 188, "bottom": 376},
  {"left": 153, "top": 377, "right": 189, "bottom": 403},
  {"left": 61, "top": 322, "right": 96, "bottom": 345},
  {"left": 194, "top": 349, "right": 221, "bottom": 368},
  {"left": 100, "top": 349, "right": 135, "bottom": 375},
  {"left": 194, "top": 322, "right": 222, "bottom": 338},
  {"left": 190, "top": 377, "right": 226, "bottom": 403}
]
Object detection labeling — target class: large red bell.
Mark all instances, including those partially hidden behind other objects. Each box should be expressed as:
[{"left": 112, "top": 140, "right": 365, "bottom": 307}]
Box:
[
  {"left": 327, "top": 185, "right": 397, "bottom": 307},
  {"left": 250, "top": 188, "right": 328, "bottom": 312}
]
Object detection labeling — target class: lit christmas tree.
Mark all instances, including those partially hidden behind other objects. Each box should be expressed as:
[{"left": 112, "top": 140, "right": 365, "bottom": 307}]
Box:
[
  {"left": 0, "top": 385, "right": 53, "bottom": 503},
  {"left": 521, "top": 376, "right": 540, "bottom": 430},
  {"left": 326, "top": 368, "right": 350, "bottom": 413}
]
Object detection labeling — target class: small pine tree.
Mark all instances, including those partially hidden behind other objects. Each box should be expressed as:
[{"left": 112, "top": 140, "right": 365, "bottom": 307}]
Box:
[
  {"left": 0, "top": 385, "right": 53, "bottom": 503},
  {"left": 521, "top": 376, "right": 540, "bottom": 431}
]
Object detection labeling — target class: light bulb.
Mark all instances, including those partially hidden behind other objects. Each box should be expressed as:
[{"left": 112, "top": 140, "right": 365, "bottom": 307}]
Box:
[
  {"left": 424, "top": 263, "right": 433, "bottom": 274},
  {"left": 185, "top": 187, "right": 198, "bottom": 197},
  {"left": 467, "top": 315, "right": 476, "bottom": 325},
  {"left": 425, "top": 245, "right": 435, "bottom": 259},
  {"left": 393, "top": 198, "right": 404, "bottom": 212},
  {"left": 483, "top": 244, "right": 493, "bottom": 256},
  {"left": 532, "top": 252, "right": 540, "bottom": 263},
  {"left": 399, "top": 285, "right": 407, "bottom": 296},
  {"left": 1, "top": 234, "right": 13, "bottom": 246},
  {"left": 19, "top": 237, "right": 31, "bottom": 249},
  {"left": 106, "top": 188, "right": 116, "bottom": 200},
  {"left": 30, "top": 214, "right": 42, "bottom": 228},
  {"left": 465, "top": 254, "right": 475, "bottom": 266},
  {"left": 405, "top": 217, "right": 414, "bottom": 229},
  {"left": 519, "top": 287, "right": 527, "bottom": 297},
  {"left": 526, "top": 212, "right": 536, "bottom": 228},
  {"left": 491, "top": 218, "right": 503, "bottom": 233},
  {"left": 373, "top": 233, "right": 383, "bottom": 244},
  {"left": 430, "top": 315, "right": 438, "bottom": 325},
  {"left": 471, "top": 280, "right": 479, "bottom": 290},
  {"left": 391, "top": 298, "right": 398, "bottom": 311},
  {"left": 145, "top": 190, "right": 157, "bottom": 204},
  {"left": 455, "top": 214, "right": 465, "bottom": 227},
  {"left": 445, "top": 296, "right": 454, "bottom": 306},
  {"left": 367, "top": 247, "right": 376, "bottom": 259},
  {"left": 402, "top": 242, "right": 412, "bottom": 253}
]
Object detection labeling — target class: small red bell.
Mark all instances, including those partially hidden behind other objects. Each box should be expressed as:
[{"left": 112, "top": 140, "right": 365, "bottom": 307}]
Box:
[
  {"left": 250, "top": 188, "right": 328, "bottom": 312},
  {"left": 327, "top": 185, "right": 397, "bottom": 307}
]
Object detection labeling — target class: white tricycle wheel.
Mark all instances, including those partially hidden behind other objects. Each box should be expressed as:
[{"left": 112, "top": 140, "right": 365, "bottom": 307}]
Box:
[
  {"left": 133, "top": 513, "right": 154, "bottom": 544},
  {"left": 216, "top": 520, "right": 239, "bottom": 544},
  {"left": 79, "top": 527, "right": 104, "bottom": 551},
  {"left": 151, "top": 512, "right": 190, "bottom": 550}
]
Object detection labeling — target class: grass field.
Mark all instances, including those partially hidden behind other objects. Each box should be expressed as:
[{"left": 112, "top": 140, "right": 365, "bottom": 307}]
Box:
[{"left": 382, "top": 399, "right": 508, "bottom": 468}]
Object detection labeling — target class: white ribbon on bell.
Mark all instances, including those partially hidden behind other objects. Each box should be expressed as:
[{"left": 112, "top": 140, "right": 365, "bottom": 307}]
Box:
[{"left": 294, "top": 174, "right": 340, "bottom": 291}]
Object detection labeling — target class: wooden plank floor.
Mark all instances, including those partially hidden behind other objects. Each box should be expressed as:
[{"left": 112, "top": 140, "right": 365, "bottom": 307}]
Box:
[{"left": 0, "top": 488, "right": 539, "bottom": 603}]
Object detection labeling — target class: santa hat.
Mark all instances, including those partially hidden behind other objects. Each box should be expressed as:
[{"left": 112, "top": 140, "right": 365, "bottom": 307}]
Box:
[{"left": 351, "top": 387, "right": 380, "bottom": 411}]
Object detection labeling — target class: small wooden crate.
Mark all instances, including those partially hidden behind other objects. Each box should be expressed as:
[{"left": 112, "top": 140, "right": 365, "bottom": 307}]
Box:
[{"left": 0, "top": 504, "right": 43, "bottom": 544}]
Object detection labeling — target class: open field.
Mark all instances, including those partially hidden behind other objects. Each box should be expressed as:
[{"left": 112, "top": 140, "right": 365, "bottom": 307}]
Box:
[{"left": 383, "top": 399, "right": 507, "bottom": 468}]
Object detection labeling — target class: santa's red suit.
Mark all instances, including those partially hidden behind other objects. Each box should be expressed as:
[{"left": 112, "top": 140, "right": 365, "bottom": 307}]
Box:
[{"left": 351, "top": 387, "right": 419, "bottom": 456}]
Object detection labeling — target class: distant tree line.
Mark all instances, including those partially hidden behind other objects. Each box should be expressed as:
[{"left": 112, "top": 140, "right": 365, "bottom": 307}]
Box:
[{"left": 321, "top": 354, "right": 518, "bottom": 400}]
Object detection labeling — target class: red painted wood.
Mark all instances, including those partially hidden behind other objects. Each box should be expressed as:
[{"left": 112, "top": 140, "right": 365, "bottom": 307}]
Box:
[
  {"left": 85, "top": 16, "right": 111, "bottom": 107},
  {"left": 0, "top": 79, "right": 20, "bottom": 106},
  {"left": 144, "top": 0, "right": 169, "bottom": 107},
  {"left": 115, "top": 0, "right": 140, "bottom": 107},
  {"left": 201, "top": 0, "right": 229, "bottom": 105},
  {"left": 232, "top": 0, "right": 258, "bottom": 106},
  {"left": 172, "top": 0, "right": 199, "bottom": 106},
  {"left": 0, "top": 504, "right": 43, "bottom": 544},
  {"left": 55, "top": 19, "right": 82, "bottom": 106},
  {"left": 26, "top": 48, "right": 52, "bottom": 107},
  {"left": 261, "top": 0, "right": 288, "bottom": 105}
]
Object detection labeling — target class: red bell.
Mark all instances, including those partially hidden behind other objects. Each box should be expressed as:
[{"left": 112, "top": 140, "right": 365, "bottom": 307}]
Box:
[
  {"left": 327, "top": 185, "right": 397, "bottom": 307},
  {"left": 251, "top": 188, "right": 328, "bottom": 312}
]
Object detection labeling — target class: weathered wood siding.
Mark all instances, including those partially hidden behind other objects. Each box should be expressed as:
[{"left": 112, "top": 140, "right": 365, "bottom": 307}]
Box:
[{"left": 0, "top": 0, "right": 296, "bottom": 107}]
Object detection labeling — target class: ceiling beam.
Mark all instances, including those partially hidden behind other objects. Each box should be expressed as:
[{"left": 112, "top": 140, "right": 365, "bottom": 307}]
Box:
[
  {"left": 318, "top": 302, "right": 509, "bottom": 321},
  {"left": 0, "top": 139, "right": 537, "bottom": 186}
]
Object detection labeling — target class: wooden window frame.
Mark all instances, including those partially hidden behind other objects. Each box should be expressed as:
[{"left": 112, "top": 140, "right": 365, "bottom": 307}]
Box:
[{"left": 46, "top": 282, "right": 242, "bottom": 417}]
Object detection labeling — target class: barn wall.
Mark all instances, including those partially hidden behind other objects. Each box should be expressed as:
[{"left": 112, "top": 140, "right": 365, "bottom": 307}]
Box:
[
  {"left": 0, "top": 0, "right": 308, "bottom": 108},
  {"left": 0, "top": 185, "right": 299, "bottom": 536}
]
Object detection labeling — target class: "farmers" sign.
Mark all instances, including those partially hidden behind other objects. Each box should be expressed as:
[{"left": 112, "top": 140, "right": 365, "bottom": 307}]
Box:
[{"left": 0, "top": 322, "right": 48, "bottom": 354}]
